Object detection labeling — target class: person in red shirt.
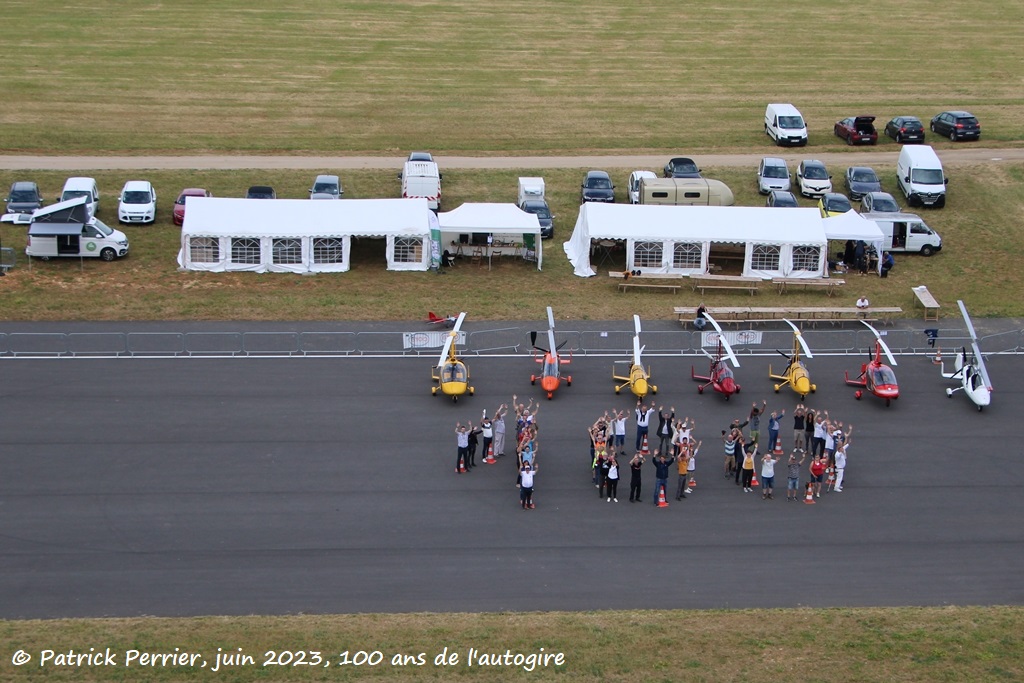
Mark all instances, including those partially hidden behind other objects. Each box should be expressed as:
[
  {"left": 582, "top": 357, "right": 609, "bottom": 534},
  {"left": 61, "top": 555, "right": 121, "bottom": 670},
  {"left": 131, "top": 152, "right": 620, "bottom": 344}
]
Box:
[{"left": 809, "top": 454, "right": 826, "bottom": 498}]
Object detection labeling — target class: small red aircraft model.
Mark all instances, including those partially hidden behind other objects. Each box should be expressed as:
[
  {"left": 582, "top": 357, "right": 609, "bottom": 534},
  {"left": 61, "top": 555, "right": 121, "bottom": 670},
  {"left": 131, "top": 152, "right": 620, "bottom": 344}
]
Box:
[
  {"left": 426, "top": 311, "right": 458, "bottom": 328},
  {"left": 691, "top": 313, "right": 741, "bottom": 399},
  {"left": 531, "top": 306, "right": 572, "bottom": 399},
  {"left": 844, "top": 321, "right": 899, "bottom": 406}
]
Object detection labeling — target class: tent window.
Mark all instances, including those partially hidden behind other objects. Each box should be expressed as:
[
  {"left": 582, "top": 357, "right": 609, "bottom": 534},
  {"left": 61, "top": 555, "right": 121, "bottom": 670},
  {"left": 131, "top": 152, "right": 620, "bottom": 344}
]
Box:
[
  {"left": 189, "top": 237, "right": 220, "bottom": 263},
  {"left": 751, "top": 244, "right": 780, "bottom": 271},
  {"left": 792, "top": 245, "right": 820, "bottom": 271},
  {"left": 272, "top": 238, "right": 302, "bottom": 264},
  {"left": 313, "top": 237, "right": 345, "bottom": 264},
  {"left": 672, "top": 242, "right": 702, "bottom": 268},
  {"left": 394, "top": 236, "right": 423, "bottom": 263},
  {"left": 231, "top": 237, "right": 261, "bottom": 264},
  {"left": 634, "top": 241, "right": 662, "bottom": 269}
]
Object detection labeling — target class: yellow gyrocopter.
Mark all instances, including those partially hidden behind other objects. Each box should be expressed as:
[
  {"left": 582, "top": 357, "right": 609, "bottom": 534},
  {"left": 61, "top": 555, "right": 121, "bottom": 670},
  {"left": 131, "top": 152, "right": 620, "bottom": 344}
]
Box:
[
  {"left": 431, "top": 312, "right": 474, "bottom": 401},
  {"left": 613, "top": 315, "right": 657, "bottom": 397},
  {"left": 769, "top": 319, "right": 817, "bottom": 399}
]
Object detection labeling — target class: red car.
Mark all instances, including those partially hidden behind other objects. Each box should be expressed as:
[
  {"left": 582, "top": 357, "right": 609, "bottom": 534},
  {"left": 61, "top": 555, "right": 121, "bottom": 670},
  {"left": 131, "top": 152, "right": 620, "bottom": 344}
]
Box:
[
  {"left": 172, "top": 188, "right": 212, "bottom": 226},
  {"left": 833, "top": 116, "right": 877, "bottom": 145}
]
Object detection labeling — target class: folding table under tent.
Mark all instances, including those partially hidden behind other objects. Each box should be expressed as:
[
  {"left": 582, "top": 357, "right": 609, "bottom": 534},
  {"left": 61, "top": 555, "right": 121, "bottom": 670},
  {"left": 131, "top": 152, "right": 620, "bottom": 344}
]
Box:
[
  {"left": 564, "top": 203, "right": 827, "bottom": 279},
  {"left": 177, "top": 197, "right": 433, "bottom": 273},
  {"left": 437, "top": 203, "right": 544, "bottom": 270}
]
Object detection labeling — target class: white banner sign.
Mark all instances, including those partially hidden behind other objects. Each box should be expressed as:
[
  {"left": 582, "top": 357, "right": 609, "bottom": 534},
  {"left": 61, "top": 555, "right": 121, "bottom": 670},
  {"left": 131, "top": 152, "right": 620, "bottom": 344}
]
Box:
[
  {"left": 701, "top": 330, "right": 762, "bottom": 347},
  {"left": 403, "top": 331, "right": 466, "bottom": 349}
]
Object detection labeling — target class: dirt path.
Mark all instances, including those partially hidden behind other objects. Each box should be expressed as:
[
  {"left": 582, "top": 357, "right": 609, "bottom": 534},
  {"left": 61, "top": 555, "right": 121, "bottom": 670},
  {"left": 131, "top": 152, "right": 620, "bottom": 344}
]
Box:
[{"left": 2, "top": 147, "right": 1022, "bottom": 171}]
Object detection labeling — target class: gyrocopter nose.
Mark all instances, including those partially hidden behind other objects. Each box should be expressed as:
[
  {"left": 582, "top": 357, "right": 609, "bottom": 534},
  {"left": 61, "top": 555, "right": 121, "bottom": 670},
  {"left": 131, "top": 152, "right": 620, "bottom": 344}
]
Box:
[
  {"left": 541, "top": 376, "right": 559, "bottom": 393},
  {"left": 721, "top": 377, "right": 736, "bottom": 394},
  {"left": 794, "top": 377, "right": 811, "bottom": 395},
  {"left": 634, "top": 379, "right": 649, "bottom": 396}
]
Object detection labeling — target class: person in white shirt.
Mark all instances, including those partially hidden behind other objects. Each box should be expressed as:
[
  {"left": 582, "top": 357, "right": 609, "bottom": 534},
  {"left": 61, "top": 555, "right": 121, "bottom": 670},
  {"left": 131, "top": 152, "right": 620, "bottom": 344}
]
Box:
[
  {"left": 612, "top": 410, "right": 627, "bottom": 455},
  {"left": 834, "top": 426, "right": 852, "bottom": 492},
  {"left": 760, "top": 451, "right": 780, "bottom": 500},
  {"left": 635, "top": 400, "right": 656, "bottom": 451},
  {"left": 519, "top": 463, "right": 537, "bottom": 509}
]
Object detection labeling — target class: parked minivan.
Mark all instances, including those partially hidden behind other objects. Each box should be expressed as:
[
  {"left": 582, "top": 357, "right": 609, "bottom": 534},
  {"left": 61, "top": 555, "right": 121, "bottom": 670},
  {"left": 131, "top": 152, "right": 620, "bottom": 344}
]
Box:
[
  {"left": 863, "top": 212, "right": 942, "bottom": 256},
  {"left": 757, "top": 157, "right": 791, "bottom": 194},
  {"left": 60, "top": 177, "right": 100, "bottom": 217},
  {"left": 399, "top": 161, "right": 442, "bottom": 211},
  {"left": 5, "top": 181, "right": 44, "bottom": 214},
  {"left": 26, "top": 196, "right": 129, "bottom": 261},
  {"left": 764, "top": 103, "right": 808, "bottom": 146},
  {"left": 117, "top": 180, "right": 157, "bottom": 223},
  {"left": 897, "top": 145, "right": 946, "bottom": 208}
]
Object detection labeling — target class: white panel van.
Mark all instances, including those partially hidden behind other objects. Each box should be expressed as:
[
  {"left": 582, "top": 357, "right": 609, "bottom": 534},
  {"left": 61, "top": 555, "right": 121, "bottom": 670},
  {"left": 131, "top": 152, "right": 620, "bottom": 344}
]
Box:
[
  {"left": 863, "top": 212, "right": 942, "bottom": 256},
  {"left": 765, "top": 103, "right": 808, "bottom": 146},
  {"left": 60, "top": 177, "right": 100, "bottom": 217},
  {"left": 896, "top": 145, "right": 947, "bottom": 208},
  {"left": 399, "top": 161, "right": 442, "bottom": 211}
]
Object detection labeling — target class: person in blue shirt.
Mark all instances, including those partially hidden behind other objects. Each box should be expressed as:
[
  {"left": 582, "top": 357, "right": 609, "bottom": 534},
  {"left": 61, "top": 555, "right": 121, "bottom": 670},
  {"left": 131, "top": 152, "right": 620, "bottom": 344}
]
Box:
[{"left": 651, "top": 450, "right": 675, "bottom": 505}]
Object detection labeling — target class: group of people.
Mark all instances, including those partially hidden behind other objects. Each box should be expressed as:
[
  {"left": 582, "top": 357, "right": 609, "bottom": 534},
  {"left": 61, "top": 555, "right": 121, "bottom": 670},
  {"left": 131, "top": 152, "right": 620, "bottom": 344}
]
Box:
[
  {"left": 722, "top": 402, "right": 854, "bottom": 501},
  {"left": 587, "top": 401, "right": 703, "bottom": 506}
]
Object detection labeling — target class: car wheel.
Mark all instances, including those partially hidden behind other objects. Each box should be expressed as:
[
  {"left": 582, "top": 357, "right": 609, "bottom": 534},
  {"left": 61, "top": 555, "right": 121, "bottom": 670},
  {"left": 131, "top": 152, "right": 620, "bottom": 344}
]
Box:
[
  {"left": 847, "top": 134, "right": 853, "bottom": 146},
  {"left": 921, "top": 245, "right": 935, "bottom": 257},
  {"left": 895, "top": 133, "right": 902, "bottom": 143},
  {"left": 930, "top": 122, "right": 936, "bottom": 132},
  {"left": 100, "top": 248, "right": 116, "bottom": 261},
  {"left": 950, "top": 130, "right": 957, "bottom": 142}
]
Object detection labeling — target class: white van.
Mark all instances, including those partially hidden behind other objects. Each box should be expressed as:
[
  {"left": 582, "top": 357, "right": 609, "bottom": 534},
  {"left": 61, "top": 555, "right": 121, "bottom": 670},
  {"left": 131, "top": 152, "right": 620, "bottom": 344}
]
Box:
[
  {"left": 60, "top": 177, "right": 100, "bottom": 217},
  {"left": 765, "top": 103, "right": 808, "bottom": 146},
  {"left": 26, "top": 196, "right": 129, "bottom": 261},
  {"left": 638, "top": 177, "right": 735, "bottom": 206},
  {"left": 399, "top": 161, "right": 442, "bottom": 211},
  {"left": 118, "top": 180, "right": 157, "bottom": 223},
  {"left": 517, "top": 177, "right": 545, "bottom": 205},
  {"left": 897, "top": 145, "right": 947, "bottom": 208},
  {"left": 863, "top": 212, "right": 942, "bottom": 256}
]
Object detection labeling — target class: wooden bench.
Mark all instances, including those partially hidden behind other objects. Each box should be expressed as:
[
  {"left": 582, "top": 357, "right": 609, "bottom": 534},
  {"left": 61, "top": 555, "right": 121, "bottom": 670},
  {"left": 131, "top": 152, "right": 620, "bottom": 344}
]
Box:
[
  {"left": 688, "top": 274, "right": 762, "bottom": 296},
  {"left": 773, "top": 278, "right": 846, "bottom": 297},
  {"left": 674, "top": 306, "right": 903, "bottom": 326},
  {"left": 912, "top": 286, "right": 941, "bottom": 320},
  {"left": 618, "top": 282, "right": 681, "bottom": 294}
]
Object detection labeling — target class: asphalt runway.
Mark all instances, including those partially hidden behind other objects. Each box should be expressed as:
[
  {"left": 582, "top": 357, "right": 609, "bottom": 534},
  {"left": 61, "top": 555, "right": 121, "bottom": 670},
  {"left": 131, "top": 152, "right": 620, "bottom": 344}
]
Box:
[{"left": 1, "top": 350, "right": 1021, "bottom": 618}]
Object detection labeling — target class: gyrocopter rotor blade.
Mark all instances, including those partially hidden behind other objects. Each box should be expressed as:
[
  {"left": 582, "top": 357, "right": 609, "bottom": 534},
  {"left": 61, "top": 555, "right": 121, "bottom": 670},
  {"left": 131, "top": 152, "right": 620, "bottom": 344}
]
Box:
[
  {"left": 704, "top": 313, "right": 740, "bottom": 368},
  {"left": 784, "top": 319, "right": 813, "bottom": 359},
  {"left": 861, "top": 320, "right": 897, "bottom": 366}
]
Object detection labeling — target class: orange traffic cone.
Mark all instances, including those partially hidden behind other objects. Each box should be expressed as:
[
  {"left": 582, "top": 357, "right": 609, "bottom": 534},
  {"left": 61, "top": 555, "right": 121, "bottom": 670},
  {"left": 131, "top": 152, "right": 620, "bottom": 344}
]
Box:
[
  {"left": 750, "top": 471, "right": 759, "bottom": 488},
  {"left": 826, "top": 467, "right": 836, "bottom": 491},
  {"left": 773, "top": 440, "right": 784, "bottom": 457},
  {"left": 657, "top": 484, "right": 669, "bottom": 508},
  {"left": 803, "top": 482, "right": 816, "bottom": 505},
  {"left": 484, "top": 443, "right": 497, "bottom": 465},
  {"left": 641, "top": 434, "right": 650, "bottom": 457}
]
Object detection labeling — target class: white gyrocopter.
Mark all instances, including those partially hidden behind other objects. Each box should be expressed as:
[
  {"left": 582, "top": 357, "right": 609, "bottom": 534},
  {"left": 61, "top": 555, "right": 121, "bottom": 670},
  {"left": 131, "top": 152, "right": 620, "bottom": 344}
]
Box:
[{"left": 937, "top": 300, "right": 992, "bottom": 411}]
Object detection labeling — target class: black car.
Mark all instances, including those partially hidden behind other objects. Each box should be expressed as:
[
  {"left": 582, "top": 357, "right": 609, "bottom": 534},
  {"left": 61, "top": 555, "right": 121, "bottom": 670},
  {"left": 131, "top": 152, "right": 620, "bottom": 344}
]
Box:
[
  {"left": 844, "top": 166, "right": 882, "bottom": 201},
  {"left": 5, "top": 180, "right": 44, "bottom": 214},
  {"left": 663, "top": 157, "right": 702, "bottom": 178},
  {"left": 246, "top": 185, "right": 277, "bottom": 199},
  {"left": 884, "top": 116, "right": 926, "bottom": 144},
  {"left": 519, "top": 199, "right": 554, "bottom": 239},
  {"left": 580, "top": 170, "right": 615, "bottom": 203},
  {"left": 930, "top": 111, "right": 981, "bottom": 141},
  {"left": 765, "top": 190, "right": 799, "bottom": 208}
]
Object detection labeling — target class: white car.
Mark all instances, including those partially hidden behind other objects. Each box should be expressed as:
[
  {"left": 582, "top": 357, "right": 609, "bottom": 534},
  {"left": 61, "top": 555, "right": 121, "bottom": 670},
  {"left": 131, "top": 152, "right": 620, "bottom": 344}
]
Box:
[
  {"left": 796, "top": 160, "right": 832, "bottom": 198},
  {"left": 117, "top": 180, "right": 157, "bottom": 223},
  {"left": 627, "top": 170, "right": 656, "bottom": 204}
]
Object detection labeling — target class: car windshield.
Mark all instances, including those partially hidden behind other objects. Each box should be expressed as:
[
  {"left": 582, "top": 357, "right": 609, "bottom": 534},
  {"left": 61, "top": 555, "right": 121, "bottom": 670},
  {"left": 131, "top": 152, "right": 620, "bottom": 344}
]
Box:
[
  {"left": 803, "top": 165, "right": 828, "bottom": 180},
  {"left": 911, "top": 169, "right": 944, "bottom": 185},
  {"left": 869, "top": 195, "right": 900, "bottom": 212},
  {"left": 93, "top": 219, "right": 114, "bottom": 237},
  {"left": 527, "top": 205, "right": 551, "bottom": 219},
  {"left": 123, "top": 191, "right": 152, "bottom": 204},
  {"left": 773, "top": 194, "right": 797, "bottom": 207},
  {"left": 175, "top": 194, "right": 189, "bottom": 205},
  {"left": 764, "top": 165, "right": 788, "bottom": 178},
  {"left": 587, "top": 177, "right": 611, "bottom": 189},
  {"left": 851, "top": 169, "right": 877, "bottom": 183},
  {"left": 671, "top": 160, "right": 698, "bottom": 173},
  {"left": 313, "top": 182, "right": 338, "bottom": 194},
  {"left": 62, "top": 190, "right": 90, "bottom": 201},
  {"left": 9, "top": 189, "right": 37, "bottom": 202},
  {"left": 778, "top": 116, "right": 804, "bottom": 129},
  {"left": 827, "top": 196, "right": 851, "bottom": 212}
]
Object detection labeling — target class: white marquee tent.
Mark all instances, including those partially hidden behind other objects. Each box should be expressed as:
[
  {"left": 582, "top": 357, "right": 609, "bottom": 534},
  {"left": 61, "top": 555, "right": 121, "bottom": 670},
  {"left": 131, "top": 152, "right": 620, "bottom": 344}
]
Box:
[
  {"left": 437, "top": 203, "right": 543, "bottom": 269},
  {"left": 564, "top": 203, "right": 828, "bottom": 279},
  {"left": 822, "top": 210, "right": 886, "bottom": 273},
  {"left": 177, "top": 197, "right": 433, "bottom": 273}
]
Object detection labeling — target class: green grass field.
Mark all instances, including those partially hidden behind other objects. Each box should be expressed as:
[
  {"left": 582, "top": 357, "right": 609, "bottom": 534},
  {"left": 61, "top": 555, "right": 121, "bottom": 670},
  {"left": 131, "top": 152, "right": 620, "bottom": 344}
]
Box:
[{"left": 2, "top": 3, "right": 1023, "bottom": 681}]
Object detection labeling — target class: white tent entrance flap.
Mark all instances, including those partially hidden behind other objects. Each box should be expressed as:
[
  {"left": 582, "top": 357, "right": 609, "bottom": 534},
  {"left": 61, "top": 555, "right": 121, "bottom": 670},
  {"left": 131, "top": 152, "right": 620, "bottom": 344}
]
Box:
[
  {"left": 564, "top": 204, "right": 828, "bottom": 279},
  {"left": 177, "top": 197, "right": 433, "bottom": 273},
  {"left": 437, "top": 203, "right": 543, "bottom": 270},
  {"left": 822, "top": 210, "right": 886, "bottom": 274}
]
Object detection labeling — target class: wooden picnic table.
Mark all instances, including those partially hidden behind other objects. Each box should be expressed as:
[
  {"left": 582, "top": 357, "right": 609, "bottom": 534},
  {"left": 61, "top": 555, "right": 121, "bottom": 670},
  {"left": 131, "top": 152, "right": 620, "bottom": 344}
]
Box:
[
  {"left": 674, "top": 306, "right": 903, "bottom": 326},
  {"left": 688, "top": 273, "right": 762, "bottom": 296},
  {"left": 912, "top": 286, "right": 941, "bottom": 320},
  {"left": 772, "top": 278, "right": 846, "bottom": 296}
]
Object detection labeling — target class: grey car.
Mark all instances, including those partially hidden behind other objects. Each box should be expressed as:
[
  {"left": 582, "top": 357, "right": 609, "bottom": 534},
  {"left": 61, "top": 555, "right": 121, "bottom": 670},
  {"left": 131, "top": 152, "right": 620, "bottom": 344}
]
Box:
[
  {"left": 5, "top": 181, "right": 44, "bottom": 214},
  {"left": 766, "top": 190, "right": 799, "bottom": 208},
  {"left": 519, "top": 199, "right": 554, "bottom": 238},
  {"left": 861, "top": 192, "right": 901, "bottom": 214},
  {"left": 844, "top": 166, "right": 882, "bottom": 201}
]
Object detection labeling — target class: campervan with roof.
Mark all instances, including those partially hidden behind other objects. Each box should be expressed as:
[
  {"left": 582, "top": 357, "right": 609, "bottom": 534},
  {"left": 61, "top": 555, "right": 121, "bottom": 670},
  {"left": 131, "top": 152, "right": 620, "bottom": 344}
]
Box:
[
  {"left": 400, "top": 161, "right": 442, "bottom": 211},
  {"left": 25, "top": 196, "right": 129, "bottom": 261}
]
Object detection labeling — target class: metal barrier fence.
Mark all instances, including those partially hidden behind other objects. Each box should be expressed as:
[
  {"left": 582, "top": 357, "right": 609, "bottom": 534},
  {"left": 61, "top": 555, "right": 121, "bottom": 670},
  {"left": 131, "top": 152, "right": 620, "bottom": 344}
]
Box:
[{"left": 1, "top": 326, "right": 1021, "bottom": 358}]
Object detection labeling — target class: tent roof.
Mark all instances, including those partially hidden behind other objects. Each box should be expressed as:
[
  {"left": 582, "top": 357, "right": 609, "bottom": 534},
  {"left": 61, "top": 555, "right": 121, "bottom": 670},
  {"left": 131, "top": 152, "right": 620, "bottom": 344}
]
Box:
[
  {"left": 822, "top": 210, "right": 886, "bottom": 241},
  {"left": 182, "top": 197, "right": 432, "bottom": 237},
  {"left": 28, "top": 222, "right": 84, "bottom": 236},
  {"left": 30, "top": 195, "right": 90, "bottom": 224},
  {"left": 437, "top": 203, "right": 541, "bottom": 234},
  {"left": 576, "top": 203, "right": 826, "bottom": 245}
]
